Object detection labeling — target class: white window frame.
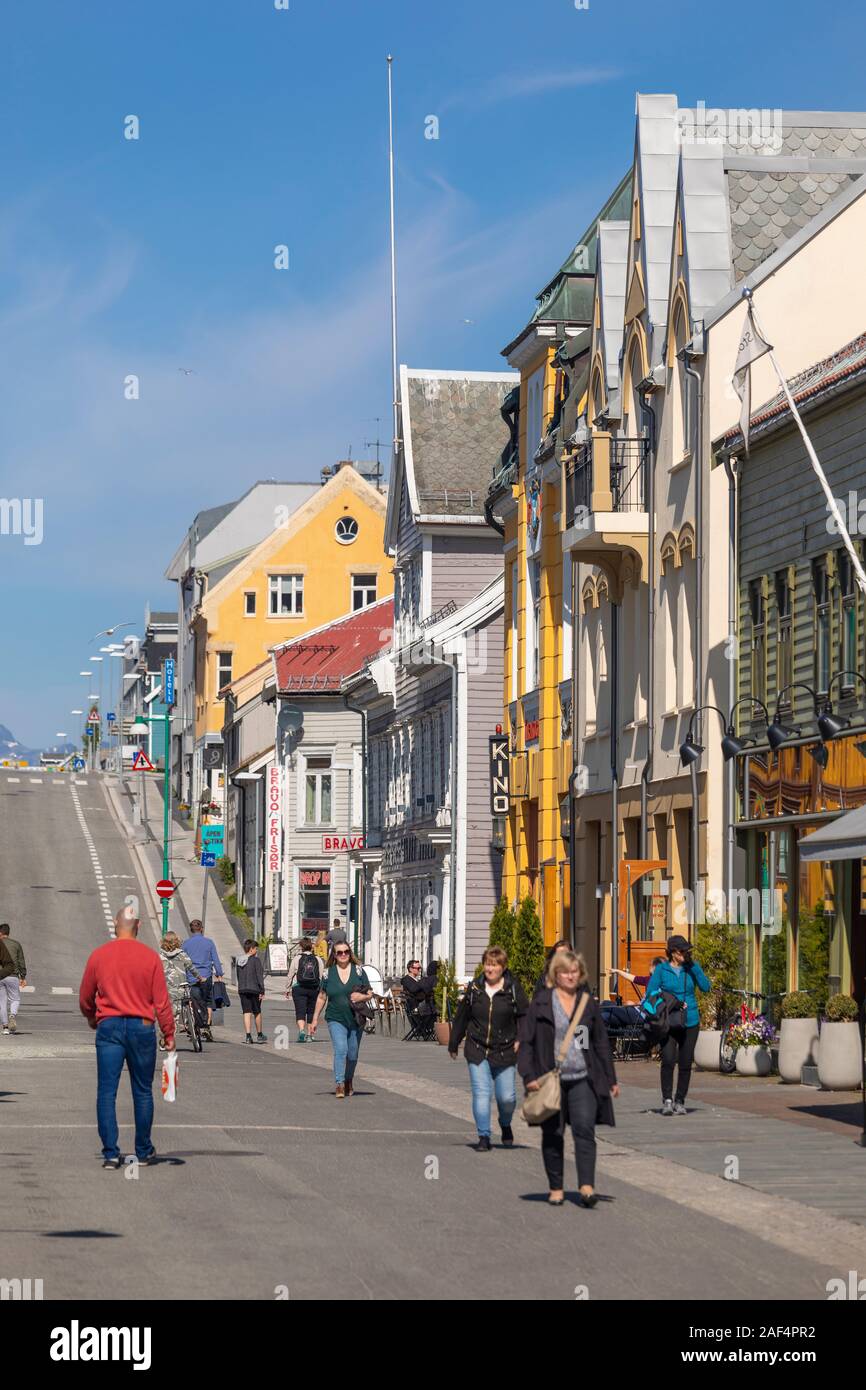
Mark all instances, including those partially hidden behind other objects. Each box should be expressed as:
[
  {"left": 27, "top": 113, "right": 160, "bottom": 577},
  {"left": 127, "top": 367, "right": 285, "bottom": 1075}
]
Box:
[
  {"left": 351, "top": 573, "right": 378, "bottom": 610},
  {"left": 269, "top": 573, "right": 304, "bottom": 617},
  {"left": 216, "top": 651, "right": 232, "bottom": 699},
  {"left": 244, "top": 591, "right": 256, "bottom": 617},
  {"left": 300, "top": 752, "right": 334, "bottom": 827}
]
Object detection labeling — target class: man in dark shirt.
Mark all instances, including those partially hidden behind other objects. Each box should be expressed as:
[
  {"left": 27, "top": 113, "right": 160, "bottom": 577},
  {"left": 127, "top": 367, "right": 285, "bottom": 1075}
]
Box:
[{"left": 402, "top": 960, "right": 433, "bottom": 1015}]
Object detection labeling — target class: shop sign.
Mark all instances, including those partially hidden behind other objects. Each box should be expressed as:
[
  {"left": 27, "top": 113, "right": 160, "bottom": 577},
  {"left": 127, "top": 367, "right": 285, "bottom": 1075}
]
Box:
[
  {"left": 322, "top": 834, "right": 365, "bottom": 852},
  {"left": 525, "top": 719, "right": 540, "bottom": 743},
  {"left": 300, "top": 868, "right": 332, "bottom": 889},
  {"left": 489, "top": 734, "right": 509, "bottom": 814},
  {"left": 267, "top": 765, "right": 282, "bottom": 873}
]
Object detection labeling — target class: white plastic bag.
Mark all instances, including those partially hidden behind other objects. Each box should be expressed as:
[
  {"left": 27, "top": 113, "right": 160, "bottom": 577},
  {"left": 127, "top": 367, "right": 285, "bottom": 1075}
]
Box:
[{"left": 161, "top": 1050, "right": 179, "bottom": 1103}]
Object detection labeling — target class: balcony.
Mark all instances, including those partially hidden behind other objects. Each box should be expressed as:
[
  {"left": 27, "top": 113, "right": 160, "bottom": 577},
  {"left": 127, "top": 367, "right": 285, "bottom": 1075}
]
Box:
[{"left": 562, "top": 432, "right": 649, "bottom": 601}]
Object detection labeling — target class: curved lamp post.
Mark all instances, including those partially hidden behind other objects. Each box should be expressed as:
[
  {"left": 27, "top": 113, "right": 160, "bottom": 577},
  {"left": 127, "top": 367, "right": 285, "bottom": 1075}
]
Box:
[{"left": 679, "top": 698, "right": 771, "bottom": 768}]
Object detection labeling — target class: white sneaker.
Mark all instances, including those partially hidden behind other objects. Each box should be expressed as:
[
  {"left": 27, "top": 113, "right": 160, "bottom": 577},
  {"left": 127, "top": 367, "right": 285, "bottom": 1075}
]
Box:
[
  {"left": 2, "top": 1027, "right": 8, "bottom": 1035},
  {"left": 661, "top": 1098, "right": 674, "bottom": 1116},
  {"left": 8, "top": 1017, "right": 16, "bottom": 1034}
]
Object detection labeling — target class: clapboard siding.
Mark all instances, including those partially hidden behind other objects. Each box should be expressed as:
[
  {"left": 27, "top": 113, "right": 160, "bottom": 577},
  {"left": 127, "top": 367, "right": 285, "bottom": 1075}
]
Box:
[
  {"left": 397, "top": 474, "right": 421, "bottom": 558},
  {"left": 738, "top": 385, "right": 866, "bottom": 731},
  {"left": 430, "top": 533, "right": 502, "bottom": 611}
]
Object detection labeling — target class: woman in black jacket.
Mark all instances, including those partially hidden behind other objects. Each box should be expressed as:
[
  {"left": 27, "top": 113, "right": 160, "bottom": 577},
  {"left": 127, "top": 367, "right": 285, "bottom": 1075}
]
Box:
[
  {"left": 518, "top": 949, "right": 618, "bottom": 1207},
  {"left": 449, "top": 947, "right": 529, "bottom": 1152}
]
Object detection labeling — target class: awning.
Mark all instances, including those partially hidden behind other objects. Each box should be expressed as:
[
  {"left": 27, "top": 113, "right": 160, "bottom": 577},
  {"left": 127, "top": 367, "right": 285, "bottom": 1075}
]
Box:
[{"left": 799, "top": 804, "right": 866, "bottom": 862}]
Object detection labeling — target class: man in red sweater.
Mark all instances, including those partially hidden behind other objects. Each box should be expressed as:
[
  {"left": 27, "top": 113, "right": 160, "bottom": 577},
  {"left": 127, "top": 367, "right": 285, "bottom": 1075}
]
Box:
[{"left": 79, "top": 904, "right": 175, "bottom": 1170}]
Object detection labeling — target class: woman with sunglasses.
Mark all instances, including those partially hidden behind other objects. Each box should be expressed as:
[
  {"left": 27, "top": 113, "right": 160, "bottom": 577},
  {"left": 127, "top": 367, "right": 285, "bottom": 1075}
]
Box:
[{"left": 308, "top": 943, "right": 374, "bottom": 1097}]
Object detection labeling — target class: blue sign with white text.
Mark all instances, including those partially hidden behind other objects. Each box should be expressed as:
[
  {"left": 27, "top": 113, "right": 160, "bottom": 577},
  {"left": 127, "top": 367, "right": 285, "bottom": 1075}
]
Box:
[
  {"left": 164, "top": 658, "right": 176, "bottom": 708},
  {"left": 201, "top": 852, "right": 217, "bottom": 868}
]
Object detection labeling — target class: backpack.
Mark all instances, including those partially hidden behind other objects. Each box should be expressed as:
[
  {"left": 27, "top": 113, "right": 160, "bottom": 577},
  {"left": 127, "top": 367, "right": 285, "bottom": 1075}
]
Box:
[
  {"left": 0, "top": 940, "right": 14, "bottom": 981},
  {"left": 297, "top": 953, "right": 320, "bottom": 989},
  {"left": 642, "top": 988, "right": 686, "bottom": 1044}
]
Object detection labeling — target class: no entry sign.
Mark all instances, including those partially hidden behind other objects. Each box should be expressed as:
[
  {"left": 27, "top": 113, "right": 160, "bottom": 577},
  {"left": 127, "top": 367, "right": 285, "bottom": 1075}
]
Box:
[{"left": 155, "top": 880, "right": 175, "bottom": 900}]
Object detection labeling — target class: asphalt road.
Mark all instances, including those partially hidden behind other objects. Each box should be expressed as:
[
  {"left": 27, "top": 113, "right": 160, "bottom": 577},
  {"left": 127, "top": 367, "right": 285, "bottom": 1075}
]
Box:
[{"left": 0, "top": 768, "right": 859, "bottom": 1301}]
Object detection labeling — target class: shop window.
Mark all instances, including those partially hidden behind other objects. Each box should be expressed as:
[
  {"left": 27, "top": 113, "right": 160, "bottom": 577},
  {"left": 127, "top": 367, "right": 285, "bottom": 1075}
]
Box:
[
  {"left": 298, "top": 867, "right": 331, "bottom": 937},
  {"left": 795, "top": 847, "right": 832, "bottom": 1013}
]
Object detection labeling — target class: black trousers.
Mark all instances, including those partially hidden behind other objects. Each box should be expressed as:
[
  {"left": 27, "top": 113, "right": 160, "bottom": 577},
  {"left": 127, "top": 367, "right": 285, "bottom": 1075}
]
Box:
[
  {"left": 660, "top": 1024, "right": 699, "bottom": 1103},
  {"left": 541, "top": 1077, "right": 597, "bottom": 1190}
]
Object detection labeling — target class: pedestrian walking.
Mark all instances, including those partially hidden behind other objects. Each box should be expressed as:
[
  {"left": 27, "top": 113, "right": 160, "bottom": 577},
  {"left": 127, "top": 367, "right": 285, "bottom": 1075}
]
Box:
[
  {"left": 449, "top": 947, "right": 529, "bottom": 1151},
  {"left": 534, "top": 939, "right": 570, "bottom": 994},
  {"left": 286, "top": 936, "right": 320, "bottom": 1042},
  {"left": 184, "top": 919, "right": 224, "bottom": 1041},
  {"left": 312, "top": 929, "right": 329, "bottom": 965},
  {"left": 78, "top": 904, "right": 175, "bottom": 1170},
  {"left": 236, "top": 939, "right": 267, "bottom": 1044},
  {"left": 518, "top": 948, "right": 618, "bottom": 1207},
  {"left": 645, "top": 936, "right": 711, "bottom": 1116},
  {"left": 159, "top": 933, "right": 206, "bottom": 1050},
  {"left": 0, "top": 923, "right": 27, "bottom": 1035},
  {"left": 309, "top": 942, "right": 374, "bottom": 1097},
  {"left": 326, "top": 919, "right": 348, "bottom": 950}
]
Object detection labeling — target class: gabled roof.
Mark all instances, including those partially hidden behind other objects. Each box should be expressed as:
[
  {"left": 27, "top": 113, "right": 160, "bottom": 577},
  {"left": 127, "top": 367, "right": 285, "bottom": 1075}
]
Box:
[
  {"left": 632, "top": 94, "right": 682, "bottom": 363},
  {"left": 273, "top": 597, "right": 394, "bottom": 693},
  {"left": 385, "top": 368, "right": 517, "bottom": 548},
  {"left": 201, "top": 465, "right": 386, "bottom": 618},
  {"left": 596, "top": 221, "right": 630, "bottom": 392}
]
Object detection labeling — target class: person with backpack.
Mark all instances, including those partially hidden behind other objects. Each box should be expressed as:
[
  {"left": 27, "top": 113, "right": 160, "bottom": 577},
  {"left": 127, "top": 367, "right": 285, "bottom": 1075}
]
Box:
[
  {"left": 644, "top": 935, "right": 711, "bottom": 1116},
  {"left": 236, "top": 939, "right": 267, "bottom": 1044},
  {"left": 308, "top": 943, "right": 374, "bottom": 1097},
  {"left": 448, "top": 947, "right": 529, "bottom": 1152},
  {"left": 286, "top": 937, "right": 320, "bottom": 1043},
  {"left": 159, "top": 933, "right": 207, "bottom": 1050},
  {"left": 519, "top": 948, "right": 618, "bottom": 1207},
  {"left": 0, "top": 924, "right": 26, "bottom": 1035}
]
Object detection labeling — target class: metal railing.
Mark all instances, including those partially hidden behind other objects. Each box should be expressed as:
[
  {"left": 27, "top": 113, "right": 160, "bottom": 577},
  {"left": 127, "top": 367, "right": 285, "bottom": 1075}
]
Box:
[{"left": 565, "top": 435, "right": 649, "bottom": 527}]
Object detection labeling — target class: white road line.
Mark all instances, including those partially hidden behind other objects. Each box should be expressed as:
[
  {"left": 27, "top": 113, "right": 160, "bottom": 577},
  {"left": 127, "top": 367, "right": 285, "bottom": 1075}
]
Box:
[
  {"left": 21, "top": 985, "right": 35, "bottom": 993},
  {"left": 7, "top": 777, "right": 19, "bottom": 783},
  {"left": 70, "top": 784, "right": 116, "bottom": 936},
  {"left": 51, "top": 987, "right": 73, "bottom": 995},
  {"left": 29, "top": 777, "right": 43, "bottom": 784},
  {"left": 52, "top": 780, "right": 64, "bottom": 786}
]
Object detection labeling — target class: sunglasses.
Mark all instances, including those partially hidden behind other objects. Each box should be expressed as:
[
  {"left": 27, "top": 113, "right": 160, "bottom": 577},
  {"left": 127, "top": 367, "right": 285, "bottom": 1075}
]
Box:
[{"left": 335, "top": 949, "right": 351, "bottom": 957}]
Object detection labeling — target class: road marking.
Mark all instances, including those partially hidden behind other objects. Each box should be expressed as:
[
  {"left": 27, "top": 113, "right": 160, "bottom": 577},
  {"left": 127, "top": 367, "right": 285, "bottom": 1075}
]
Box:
[
  {"left": 51, "top": 987, "right": 73, "bottom": 995},
  {"left": 21, "top": 985, "right": 35, "bottom": 993},
  {"left": 29, "top": 777, "right": 43, "bottom": 784},
  {"left": 52, "top": 780, "right": 64, "bottom": 786},
  {"left": 73, "top": 779, "right": 88, "bottom": 786},
  {"left": 7, "top": 777, "right": 19, "bottom": 783},
  {"left": 70, "top": 785, "right": 116, "bottom": 934}
]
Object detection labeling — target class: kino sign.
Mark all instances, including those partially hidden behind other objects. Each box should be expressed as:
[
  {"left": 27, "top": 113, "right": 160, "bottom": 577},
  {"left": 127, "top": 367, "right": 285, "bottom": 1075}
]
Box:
[{"left": 489, "top": 734, "right": 510, "bottom": 814}]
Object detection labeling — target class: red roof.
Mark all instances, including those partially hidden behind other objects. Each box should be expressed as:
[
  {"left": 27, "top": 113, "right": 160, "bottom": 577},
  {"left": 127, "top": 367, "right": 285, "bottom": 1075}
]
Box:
[{"left": 273, "top": 598, "right": 393, "bottom": 693}]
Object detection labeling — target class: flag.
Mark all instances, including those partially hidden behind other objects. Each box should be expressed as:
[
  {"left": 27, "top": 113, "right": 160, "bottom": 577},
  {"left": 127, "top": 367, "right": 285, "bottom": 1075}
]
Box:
[{"left": 732, "top": 302, "right": 772, "bottom": 456}]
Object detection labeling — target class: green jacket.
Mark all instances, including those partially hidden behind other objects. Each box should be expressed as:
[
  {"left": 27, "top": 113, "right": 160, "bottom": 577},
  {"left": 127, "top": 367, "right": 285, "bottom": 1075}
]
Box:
[{"left": 1, "top": 937, "right": 26, "bottom": 978}]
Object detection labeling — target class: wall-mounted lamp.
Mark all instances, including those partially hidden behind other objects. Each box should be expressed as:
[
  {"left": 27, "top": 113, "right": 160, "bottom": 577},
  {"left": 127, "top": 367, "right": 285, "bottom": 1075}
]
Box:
[
  {"left": 559, "top": 793, "right": 571, "bottom": 841},
  {"left": 491, "top": 816, "right": 507, "bottom": 854}
]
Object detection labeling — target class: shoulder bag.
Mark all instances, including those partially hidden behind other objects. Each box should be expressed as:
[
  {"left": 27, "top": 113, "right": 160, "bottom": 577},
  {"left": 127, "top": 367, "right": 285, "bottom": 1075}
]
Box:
[{"left": 521, "top": 991, "right": 590, "bottom": 1126}]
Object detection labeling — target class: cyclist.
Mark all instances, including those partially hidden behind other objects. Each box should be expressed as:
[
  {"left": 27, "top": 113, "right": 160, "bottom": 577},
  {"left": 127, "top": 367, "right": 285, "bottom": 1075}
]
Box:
[{"left": 159, "top": 933, "right": 207, "bottom": 1049}]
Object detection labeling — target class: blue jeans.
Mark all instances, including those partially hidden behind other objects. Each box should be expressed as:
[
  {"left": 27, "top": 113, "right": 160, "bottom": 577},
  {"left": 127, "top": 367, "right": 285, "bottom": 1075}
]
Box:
[
  {"left": 95, "top": 1017, "right": 158, "bottom": 1161},
  {"left": 468, "top": 1059, "right": 516, "bottom": 1138},
  {"left": 327, "top": 1020, "right": 362, "bottom": 1084}
]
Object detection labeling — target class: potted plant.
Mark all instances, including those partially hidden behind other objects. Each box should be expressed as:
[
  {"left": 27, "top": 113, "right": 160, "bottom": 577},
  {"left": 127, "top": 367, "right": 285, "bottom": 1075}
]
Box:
[
  {"left": 433, "top": 958, "right": 458, "bottom": 1046},
  {"left": 693, "top": 919, "right": 742, "bottom": 1072},
  {"left": 778, "top": 991, "right": 819, "bottom": 1084},
  {"left": 817, "top": 993, "right": 862, "bottom": 1090},
  {"left": 728, "top": 1014, "right": 775, "bottom": 1076}
]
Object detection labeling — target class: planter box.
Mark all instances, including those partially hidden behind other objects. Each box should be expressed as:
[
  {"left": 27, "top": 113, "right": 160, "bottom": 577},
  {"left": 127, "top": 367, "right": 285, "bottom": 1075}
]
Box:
[
  {"left": 735, "top": 1045, "right": 772, "bottom": 1077},
  {"left": 778, "top": 1016, "right": 819, "bottom": 1084},
  {"left": 694, "top": 1029, "right": 722, "bottom": 1072},
  {"left": 817, "top": 1021, "right": 862, "bottom": 1091}
]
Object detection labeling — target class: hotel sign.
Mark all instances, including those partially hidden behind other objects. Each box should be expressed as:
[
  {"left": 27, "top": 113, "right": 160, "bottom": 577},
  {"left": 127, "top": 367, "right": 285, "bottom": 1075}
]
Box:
[{"left": 489, "top": 734, "right": 510, "bottom": 814}]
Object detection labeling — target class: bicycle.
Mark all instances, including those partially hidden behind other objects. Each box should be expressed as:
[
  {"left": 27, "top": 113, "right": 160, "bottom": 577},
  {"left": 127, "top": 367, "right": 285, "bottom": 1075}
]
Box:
[
  {"left": 717, "top": 988, "right": 786, "bottom": 1073},
  {"left": 178, "top": 986, "right": 205, "bottom": 1053}
]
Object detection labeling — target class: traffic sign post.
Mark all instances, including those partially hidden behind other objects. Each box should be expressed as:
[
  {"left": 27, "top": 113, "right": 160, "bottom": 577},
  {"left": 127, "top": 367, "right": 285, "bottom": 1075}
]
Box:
[
  {"left": 156, "top": 879, "right": 175, "bottom": 900},
  {"left": 132, "top": 749, "right": 155, "bottom": 772},
  {"left": 106, "top": 712, "right": 116, "bottom": 723},
  {"left": 134, "top": 710, "right": 173, "bottom": 936},
  {"left": 201, "top": 852, "right": 216, "bottom": 868}
]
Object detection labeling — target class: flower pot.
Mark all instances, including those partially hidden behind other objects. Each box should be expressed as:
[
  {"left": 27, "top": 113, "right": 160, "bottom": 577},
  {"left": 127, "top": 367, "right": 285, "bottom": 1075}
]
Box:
[
  {"left": 817, "top": 1021, "right": 862, "bottom": 1091},
  {"left": 735, "top": 1045, "right": 772, "bottom": 1077},
  {"left": 778, "top": 1016, "right": 819, "bottom": 1084},
  {"left": 694, "top": 1029, "right": 722, "bottom": 1072},
  {"left": 434, "top": 1020, "right": 451, "bottom": 1047}
]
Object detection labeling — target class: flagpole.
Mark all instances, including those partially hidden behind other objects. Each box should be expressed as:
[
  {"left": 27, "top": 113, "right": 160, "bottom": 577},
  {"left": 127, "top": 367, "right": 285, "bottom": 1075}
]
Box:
[
  {"left": 387, "top": 55, "right": 399, "bottom": 462},
  {"left": 744, "top": 289, "right": 866, "bottom": 599}
]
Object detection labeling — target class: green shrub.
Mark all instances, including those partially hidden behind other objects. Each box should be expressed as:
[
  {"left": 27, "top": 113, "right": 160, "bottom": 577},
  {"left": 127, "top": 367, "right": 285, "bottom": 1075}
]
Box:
[
  {"left": 694, "top": 920, "right": 743, "bottom": 1029},
  {"left": 509, "top": 896, "right": 545, "bottom": 997},
  {"left": 225, "top": 894, "right": 253, "bottom": 930},
  {"left": 781, "top": 991, "right": 816, "bottom": 1019},
  {"left": 434, "top": 958, "right": 459, "bottom": 1021},
  {"left": 796, "top": 905, "right": 831, "bottom": 1013},
  {"left": 218, "top": 855, "right": 235, "bottom": 886},
  {"left": 473, "top": 896, "right": 518, "bottom": 978},
  {"left": 826, "top": 993, "right": 859, "bottom": 1023}
]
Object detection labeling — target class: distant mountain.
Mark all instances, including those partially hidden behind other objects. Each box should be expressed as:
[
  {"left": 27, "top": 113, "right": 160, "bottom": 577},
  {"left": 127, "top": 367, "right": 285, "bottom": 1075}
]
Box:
[{"left": 0, "top": 724, "right": 75, "bottom": 766}]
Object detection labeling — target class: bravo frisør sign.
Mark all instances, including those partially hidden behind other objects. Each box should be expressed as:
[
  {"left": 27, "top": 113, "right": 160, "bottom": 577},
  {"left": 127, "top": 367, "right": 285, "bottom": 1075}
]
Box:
[{"left": 267, "top": 765, "right": 282, "bottom": 874}]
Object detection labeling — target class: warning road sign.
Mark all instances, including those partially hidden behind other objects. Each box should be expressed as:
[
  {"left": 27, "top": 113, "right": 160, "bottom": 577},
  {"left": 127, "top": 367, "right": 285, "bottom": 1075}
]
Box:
[
  {"left": 87, "top": 707, "right": 100, "bottom": 724},
  {"left": 132, "top": 750, "right": 155, "bottom": 772},
  {"left": 155, "top": 880, "right": 175, "bottom": 900}
]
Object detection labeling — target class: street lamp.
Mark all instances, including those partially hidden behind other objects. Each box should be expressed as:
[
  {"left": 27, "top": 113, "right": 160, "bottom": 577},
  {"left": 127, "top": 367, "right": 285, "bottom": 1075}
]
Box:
[
  {"left": 767, "top": 680, "right": 859, "bottom": 752},
  {"left": 679, "top": 699, "right": 770, "bottom": 768}
]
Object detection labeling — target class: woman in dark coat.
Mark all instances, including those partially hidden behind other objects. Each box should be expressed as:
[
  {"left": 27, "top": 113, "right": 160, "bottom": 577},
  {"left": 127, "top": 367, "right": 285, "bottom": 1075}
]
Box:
[{"left": 518, "top": 948, "right": 618, "bottom": 1207}]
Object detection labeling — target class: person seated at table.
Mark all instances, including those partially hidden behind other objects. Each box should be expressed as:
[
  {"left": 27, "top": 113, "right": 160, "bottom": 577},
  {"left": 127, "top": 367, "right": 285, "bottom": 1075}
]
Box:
[{"left": 402, "top": 960, "right": 433, "bottom": 1015}]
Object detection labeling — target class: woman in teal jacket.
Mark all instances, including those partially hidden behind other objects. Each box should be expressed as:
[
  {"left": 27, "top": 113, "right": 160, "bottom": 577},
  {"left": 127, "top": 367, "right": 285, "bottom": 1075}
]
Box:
[{"left": 645, "top": 935, "right": 711, "bottom": 1116}]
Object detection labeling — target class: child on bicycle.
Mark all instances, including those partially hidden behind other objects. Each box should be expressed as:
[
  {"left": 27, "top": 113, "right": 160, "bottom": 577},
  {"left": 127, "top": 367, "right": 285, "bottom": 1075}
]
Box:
[{"left": 159, "top": 933, "right": 207, "bottom": 1049}]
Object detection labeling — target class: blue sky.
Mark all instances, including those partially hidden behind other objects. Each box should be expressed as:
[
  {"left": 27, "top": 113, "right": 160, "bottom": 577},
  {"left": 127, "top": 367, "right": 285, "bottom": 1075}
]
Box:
[{"left": 1, "top": 0, "right": 863, "bottom": 746}]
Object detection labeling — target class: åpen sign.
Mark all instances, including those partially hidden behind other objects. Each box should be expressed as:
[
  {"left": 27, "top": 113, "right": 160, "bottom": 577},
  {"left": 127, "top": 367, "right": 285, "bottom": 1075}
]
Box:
[{"left": 489, "top": 734, "right": 509, "bottom": 814}]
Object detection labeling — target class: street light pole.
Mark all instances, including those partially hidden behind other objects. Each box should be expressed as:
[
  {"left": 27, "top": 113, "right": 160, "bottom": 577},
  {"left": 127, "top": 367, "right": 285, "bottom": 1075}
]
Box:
[{"left": 131, "top": 710, "right": 172, "bottom": 936}]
